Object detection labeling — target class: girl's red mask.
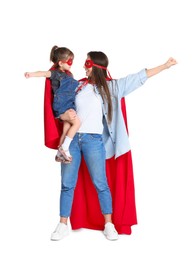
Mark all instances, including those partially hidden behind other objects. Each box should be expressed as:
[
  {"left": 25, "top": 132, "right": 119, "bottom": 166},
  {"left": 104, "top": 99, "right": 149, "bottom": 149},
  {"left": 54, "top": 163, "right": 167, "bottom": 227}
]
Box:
[{"left": 61, "top": 58, "right": 73, "bottom": 66}]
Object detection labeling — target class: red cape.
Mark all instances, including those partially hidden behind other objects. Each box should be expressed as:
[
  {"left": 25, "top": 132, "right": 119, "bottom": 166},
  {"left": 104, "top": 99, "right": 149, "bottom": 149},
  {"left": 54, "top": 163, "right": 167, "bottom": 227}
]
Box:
[{"left": 44, "top": 77, "right": 137, "bottom": 234}]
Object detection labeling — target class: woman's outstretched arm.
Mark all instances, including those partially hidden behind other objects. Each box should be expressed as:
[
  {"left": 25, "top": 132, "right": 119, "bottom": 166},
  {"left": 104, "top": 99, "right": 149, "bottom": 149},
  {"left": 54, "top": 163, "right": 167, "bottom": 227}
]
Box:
[{"left": 146, "top": 57, "right": 177, "bottom": 78}]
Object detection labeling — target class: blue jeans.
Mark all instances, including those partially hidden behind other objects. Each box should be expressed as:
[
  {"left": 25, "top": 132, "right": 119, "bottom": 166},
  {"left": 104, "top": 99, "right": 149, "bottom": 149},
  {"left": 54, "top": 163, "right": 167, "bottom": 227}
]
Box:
[{"left": 60, "top": 133, "right": 112, "bottom": 217}]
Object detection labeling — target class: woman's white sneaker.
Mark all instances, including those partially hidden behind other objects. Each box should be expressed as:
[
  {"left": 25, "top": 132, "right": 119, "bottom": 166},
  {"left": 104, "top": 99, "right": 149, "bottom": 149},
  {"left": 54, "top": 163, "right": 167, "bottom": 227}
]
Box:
[
  {"left": 51, "top": 223, "right": 69, "bottom": 241},
  {"left": 103, "top": 222, "right": 119, "bottom": 240}
]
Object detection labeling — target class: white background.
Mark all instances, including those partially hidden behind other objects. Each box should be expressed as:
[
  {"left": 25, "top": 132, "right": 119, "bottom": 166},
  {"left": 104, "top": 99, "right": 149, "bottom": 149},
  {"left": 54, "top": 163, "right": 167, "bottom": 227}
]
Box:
[{"left": 0, "top": 0, "right": 192, "bottom": 259}]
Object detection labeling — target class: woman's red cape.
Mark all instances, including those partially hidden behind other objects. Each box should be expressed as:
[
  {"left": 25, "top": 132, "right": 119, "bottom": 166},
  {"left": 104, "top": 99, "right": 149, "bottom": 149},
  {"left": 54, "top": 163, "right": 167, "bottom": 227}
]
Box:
[{"left": 44, "top": 76, "right": 137, "bottom": 234}]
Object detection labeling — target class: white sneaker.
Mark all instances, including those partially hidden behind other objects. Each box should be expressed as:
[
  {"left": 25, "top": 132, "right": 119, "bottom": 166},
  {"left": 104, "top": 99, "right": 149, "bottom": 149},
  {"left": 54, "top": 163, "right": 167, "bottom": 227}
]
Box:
[
  {"left": 51, "top": 223, "right": 69, "bottom": 241},
  {"left": 103, "top": 222, "right": 119, "bottom": 241}
]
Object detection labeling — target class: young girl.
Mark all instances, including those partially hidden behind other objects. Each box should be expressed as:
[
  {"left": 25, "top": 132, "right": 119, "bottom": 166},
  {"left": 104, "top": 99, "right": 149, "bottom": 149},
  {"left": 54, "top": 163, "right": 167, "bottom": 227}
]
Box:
[{"left": 25, "top": 46, "right": 81, "bottom": 163}]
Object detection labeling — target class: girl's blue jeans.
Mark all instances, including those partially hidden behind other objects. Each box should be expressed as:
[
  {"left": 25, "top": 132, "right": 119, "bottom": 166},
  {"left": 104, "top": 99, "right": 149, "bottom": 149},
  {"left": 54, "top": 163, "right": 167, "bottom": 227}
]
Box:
[{"left": 60, "top": 133, "right": 112, "bottom": 217}]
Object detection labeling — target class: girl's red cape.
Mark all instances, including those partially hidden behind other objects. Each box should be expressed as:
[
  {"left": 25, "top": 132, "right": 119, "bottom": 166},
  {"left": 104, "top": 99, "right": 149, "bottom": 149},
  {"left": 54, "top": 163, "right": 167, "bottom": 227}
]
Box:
[{"left": 44, "top": 77, "right": 137, "bottom": 234}]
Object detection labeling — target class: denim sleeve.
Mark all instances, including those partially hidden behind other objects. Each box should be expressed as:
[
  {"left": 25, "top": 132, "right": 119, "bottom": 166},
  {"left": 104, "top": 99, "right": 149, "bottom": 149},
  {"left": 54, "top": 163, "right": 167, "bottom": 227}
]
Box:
[
  {"left": 50, "top": 70, "right": 65, "bottom": 93},
  {"left": 115, "top": 68, "right": 148, "bottom": 98},
  {"left": 50, "top": 70, "right": 67, "bottom": 81},
  {"left": 50, "top": 70, "right": 58, "bottom": 80}
]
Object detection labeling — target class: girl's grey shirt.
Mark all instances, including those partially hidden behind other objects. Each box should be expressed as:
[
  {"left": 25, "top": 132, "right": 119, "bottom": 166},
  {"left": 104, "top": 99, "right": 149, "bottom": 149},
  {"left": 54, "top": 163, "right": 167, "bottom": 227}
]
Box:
[{"left": 103, "top": 68, "right": 148, "bottom": 159}]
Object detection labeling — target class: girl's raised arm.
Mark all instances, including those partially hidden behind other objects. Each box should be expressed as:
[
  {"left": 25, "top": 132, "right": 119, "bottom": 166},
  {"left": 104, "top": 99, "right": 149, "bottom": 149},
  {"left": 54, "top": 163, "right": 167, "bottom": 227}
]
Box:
[{"left": 24, "top": 70, "right": 51, "bottom": 78}]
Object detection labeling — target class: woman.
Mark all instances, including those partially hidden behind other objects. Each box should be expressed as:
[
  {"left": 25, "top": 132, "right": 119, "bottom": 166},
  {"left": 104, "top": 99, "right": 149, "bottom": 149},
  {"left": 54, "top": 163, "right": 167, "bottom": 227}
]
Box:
[{"left": 44, "top": 51, "right": 177, "bottom": 241}]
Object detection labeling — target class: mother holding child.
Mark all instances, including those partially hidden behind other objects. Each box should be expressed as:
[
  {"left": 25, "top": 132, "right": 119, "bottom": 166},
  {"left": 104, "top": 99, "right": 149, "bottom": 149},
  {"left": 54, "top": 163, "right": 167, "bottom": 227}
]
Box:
[{"left": 25, "top": 46, "right": 177, "bottom": 241}]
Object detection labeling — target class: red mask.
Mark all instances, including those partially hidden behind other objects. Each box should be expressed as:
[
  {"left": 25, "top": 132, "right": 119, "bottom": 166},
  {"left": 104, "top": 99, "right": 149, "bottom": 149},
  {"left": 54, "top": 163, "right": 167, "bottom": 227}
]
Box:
[
  {"left": 84, "top": 59, "right": 106, "bottom": 70},
  {"left": 61, "top": 58, "right": 73, "bottom": 66},
  {"left": 84, "top": 59, "right": 112, "bottom": 79}
]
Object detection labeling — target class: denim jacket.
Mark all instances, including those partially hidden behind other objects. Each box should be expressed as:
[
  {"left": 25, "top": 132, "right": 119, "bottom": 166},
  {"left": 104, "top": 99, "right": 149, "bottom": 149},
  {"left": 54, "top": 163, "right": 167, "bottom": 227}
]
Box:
[{"left": 102, "top": 68, "right": 148, "bottom": 159}]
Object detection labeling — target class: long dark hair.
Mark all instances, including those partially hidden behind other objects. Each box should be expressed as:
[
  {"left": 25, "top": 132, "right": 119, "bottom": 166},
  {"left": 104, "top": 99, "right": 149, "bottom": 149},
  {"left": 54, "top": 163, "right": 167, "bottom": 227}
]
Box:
[{"left": 87, "top": 51, "right": 113, "bottom": 123}]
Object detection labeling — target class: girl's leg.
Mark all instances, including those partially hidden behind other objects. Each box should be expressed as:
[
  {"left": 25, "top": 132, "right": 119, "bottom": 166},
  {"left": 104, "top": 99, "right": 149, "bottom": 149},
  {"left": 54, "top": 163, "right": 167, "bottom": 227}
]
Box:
[
  {"left": 65, "top": 116, "right": 81, "bottom": 139},
  {"left": 59, "top": 121, "right": 71, "bottom": 147},
  {"left": 55, "top": 121, "right": 71, "bottom": 162},
  {"left": 59, "top": 109, "right": 81, "bottom": 139},
  {"left": 61, "top": 116, "right": 81, "bottom": 154},
  {"left": 59, "top": 108, "right": 77, "bottom": 121},
  {"left": 58, "top": 112, "right": 81, "bottom": 162}
]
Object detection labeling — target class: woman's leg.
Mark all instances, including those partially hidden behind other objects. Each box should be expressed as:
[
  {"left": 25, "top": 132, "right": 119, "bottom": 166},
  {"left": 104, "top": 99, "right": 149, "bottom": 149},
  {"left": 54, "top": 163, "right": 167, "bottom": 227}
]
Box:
[
  {"left": 51, "top": 134, "right": 81, "bottom": 240},
  {"left": 81, "top": 134, "right": 112, "bottom": 216},
  {"left": 60, "top": 135, "right": 82, "bottom": 217},
  {"left": 81, "top": 133, "right": 118, "bottom": 240}
]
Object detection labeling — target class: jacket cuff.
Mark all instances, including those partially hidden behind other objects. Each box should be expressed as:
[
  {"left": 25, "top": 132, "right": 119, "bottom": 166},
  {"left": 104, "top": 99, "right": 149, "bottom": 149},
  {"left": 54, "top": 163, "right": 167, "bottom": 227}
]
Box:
[{"left": 139, "top": 68, "right": 148, "bottom": 84}]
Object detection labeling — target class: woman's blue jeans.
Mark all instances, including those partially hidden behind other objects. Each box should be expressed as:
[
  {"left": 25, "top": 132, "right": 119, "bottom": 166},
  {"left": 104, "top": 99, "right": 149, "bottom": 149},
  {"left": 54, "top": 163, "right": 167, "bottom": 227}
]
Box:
[{"left": 60, "top": 133, "right": 112, "bottom": 217}]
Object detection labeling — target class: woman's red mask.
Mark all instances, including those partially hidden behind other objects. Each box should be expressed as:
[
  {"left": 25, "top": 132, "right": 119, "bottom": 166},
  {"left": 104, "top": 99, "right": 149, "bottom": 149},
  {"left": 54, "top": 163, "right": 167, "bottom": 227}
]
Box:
[
  {"left": 84, "top": 59, "right": 112, "bottom": 79},
  {"left": 84, "top": 59, "right": 107, "bottom": 70}
]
